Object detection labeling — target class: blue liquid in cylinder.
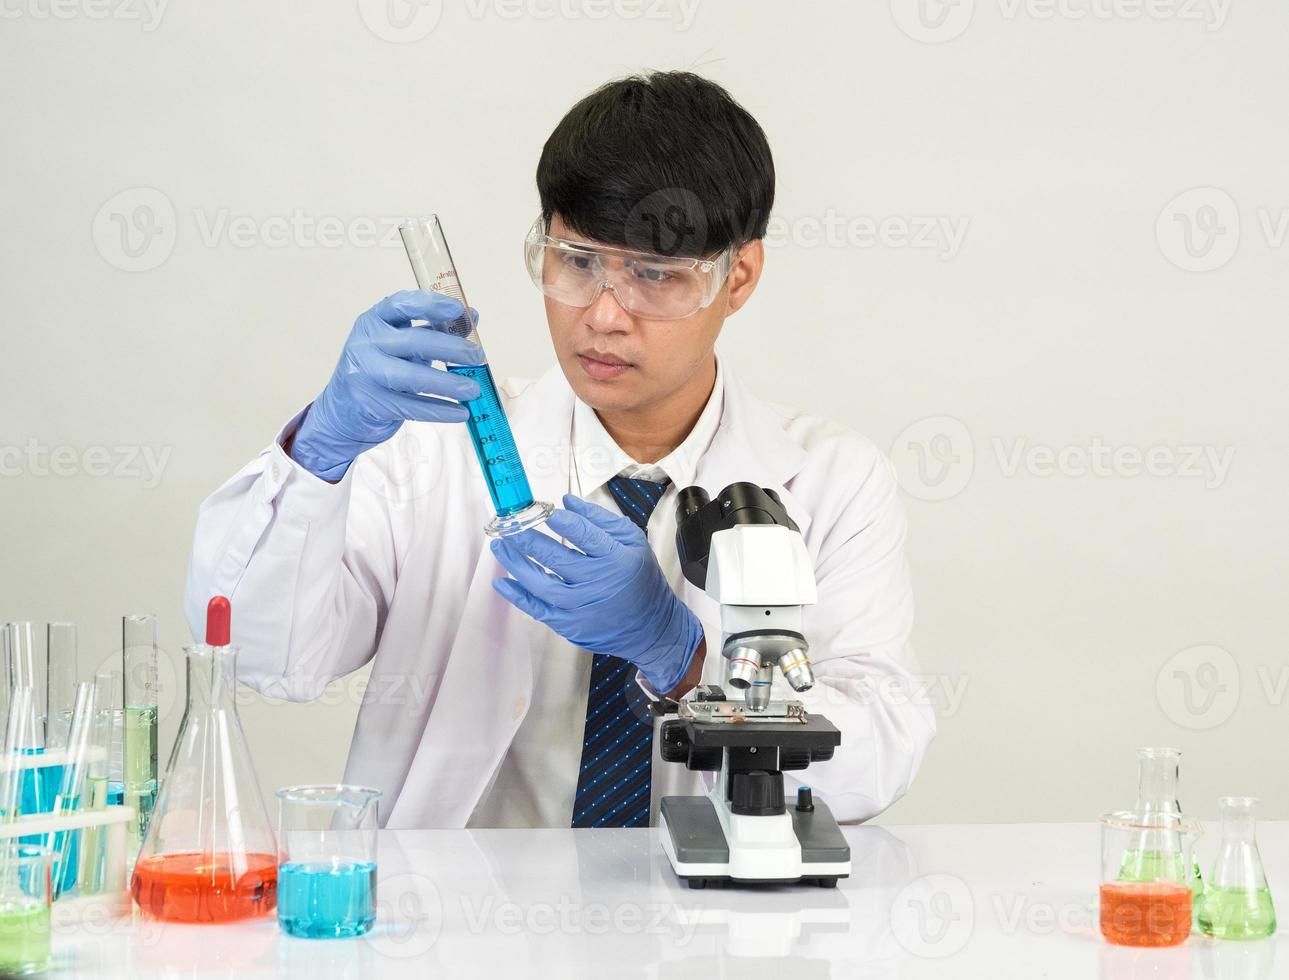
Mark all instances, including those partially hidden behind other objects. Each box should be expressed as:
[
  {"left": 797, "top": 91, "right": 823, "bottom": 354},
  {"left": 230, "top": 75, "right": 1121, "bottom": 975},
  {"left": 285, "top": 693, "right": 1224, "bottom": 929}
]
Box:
[
  {"left": 449, "top": 363, "right": 537, "bottom": 517},
  {"left": 278, "top": 862, "right": 377, "bottom": 938}
]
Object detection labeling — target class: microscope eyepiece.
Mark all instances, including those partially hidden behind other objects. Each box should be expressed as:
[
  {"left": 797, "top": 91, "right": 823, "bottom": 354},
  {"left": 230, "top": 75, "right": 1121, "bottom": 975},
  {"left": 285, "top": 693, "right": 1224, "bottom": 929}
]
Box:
[{"left": 676, "top": 485, "right": 711, "bottom": 520}]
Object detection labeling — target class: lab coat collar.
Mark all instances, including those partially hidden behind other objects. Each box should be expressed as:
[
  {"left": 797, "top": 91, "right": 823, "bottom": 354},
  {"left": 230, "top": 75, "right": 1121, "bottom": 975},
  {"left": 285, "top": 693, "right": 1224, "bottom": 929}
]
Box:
[
  {"left": 567, "top": 353, "right": 726, "bottom": 497},
  {"left": 509, "top": 345, "right": 812, "bottom": 534}
]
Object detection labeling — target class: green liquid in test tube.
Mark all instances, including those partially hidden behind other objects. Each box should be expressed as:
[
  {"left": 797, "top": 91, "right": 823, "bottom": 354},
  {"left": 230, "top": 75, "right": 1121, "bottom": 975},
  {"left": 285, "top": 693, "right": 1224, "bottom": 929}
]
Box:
[
  {"left": 123, "top": 615, "right": 158, "bottom": 860},
  {"left": 399, "top": 215, "right": 553, "bottom": 538}
]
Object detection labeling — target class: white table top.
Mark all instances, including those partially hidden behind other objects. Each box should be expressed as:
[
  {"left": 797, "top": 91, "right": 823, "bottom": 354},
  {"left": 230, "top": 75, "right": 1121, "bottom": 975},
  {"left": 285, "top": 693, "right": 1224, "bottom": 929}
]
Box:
[{"left": 56, "top": 821, "right": 1286, "bottom": 978}]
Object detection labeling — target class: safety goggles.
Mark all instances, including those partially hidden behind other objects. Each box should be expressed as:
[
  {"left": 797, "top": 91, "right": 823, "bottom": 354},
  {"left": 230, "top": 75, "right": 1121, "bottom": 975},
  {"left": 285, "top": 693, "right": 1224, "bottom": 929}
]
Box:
[{"left": 524, "top": 216, "right": 738, "bottom": 320}]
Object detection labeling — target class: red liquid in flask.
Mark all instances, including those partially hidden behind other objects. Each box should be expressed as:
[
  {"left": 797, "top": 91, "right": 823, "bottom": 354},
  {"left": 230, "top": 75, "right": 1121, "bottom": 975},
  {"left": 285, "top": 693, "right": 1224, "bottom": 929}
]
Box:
[{"left": 131, "top": 852, "right": 278, "bottom": 922}]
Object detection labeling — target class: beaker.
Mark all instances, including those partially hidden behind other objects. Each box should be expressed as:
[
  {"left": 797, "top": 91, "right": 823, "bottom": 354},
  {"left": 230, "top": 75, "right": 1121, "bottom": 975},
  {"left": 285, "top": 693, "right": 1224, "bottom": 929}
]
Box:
[
  {"left": 399, "top": 215, "right": 553, "bottom": 538},
  {"left": 0, "top": 844, "right": 52, "bottom": 976},
  {"left": 130, "top": 644, "right": 277, "bottom": 923},
  {"left": 1123, "top": 747, "right": 1203, "bottom": 895},
  {"left": 1196, "top": 797, "right": 1277, "bottom": 940},
  {"left": 1100, "top": 810, "right": 1200, "bottom": 947},
  {"left": 276, "top": 784, "right": 380, "bottom": 939}
]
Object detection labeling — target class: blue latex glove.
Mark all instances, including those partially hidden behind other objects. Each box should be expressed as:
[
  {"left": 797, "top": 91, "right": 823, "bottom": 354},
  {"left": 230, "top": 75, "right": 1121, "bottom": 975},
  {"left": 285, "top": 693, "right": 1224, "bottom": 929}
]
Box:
[
  {"left": 490, "top": 494, "right": 705, "bottom": 695},
  {"left": 290, "top": 290, "right": 487, "bottom": 481}
]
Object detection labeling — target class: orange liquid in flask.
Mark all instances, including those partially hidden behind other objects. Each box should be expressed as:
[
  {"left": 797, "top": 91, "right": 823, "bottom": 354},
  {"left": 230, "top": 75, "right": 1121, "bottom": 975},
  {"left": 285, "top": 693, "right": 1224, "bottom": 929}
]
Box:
[{"left": 131, "top": 851, "right": 278, "bottom": 922}]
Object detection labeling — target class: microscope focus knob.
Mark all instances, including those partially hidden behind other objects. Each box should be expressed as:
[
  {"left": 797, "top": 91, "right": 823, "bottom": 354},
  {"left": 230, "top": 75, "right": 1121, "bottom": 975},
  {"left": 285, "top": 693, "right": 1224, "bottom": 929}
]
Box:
[
  {"left": 659, "top": 720, "right": 723, "bottom": 771},
  {"left": 659, "top": 720, "right": 690, "bottom": 764},
  {"left": 731, "top": 770, "right": 785, "bottom": 816}
]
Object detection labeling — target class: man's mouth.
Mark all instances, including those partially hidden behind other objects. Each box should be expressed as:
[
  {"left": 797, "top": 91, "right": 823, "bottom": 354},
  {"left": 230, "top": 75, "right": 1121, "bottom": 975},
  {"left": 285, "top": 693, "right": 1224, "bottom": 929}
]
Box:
[{"left": 576, "top": 351, "right": 633, "bottom": 380}]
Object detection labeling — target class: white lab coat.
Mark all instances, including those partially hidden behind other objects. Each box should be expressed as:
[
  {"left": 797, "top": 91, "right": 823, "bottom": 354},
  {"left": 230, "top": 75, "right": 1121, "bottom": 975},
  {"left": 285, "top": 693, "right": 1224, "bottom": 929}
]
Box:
[{"left": 184, "top": 352, "right": 936, "bottom": 828}]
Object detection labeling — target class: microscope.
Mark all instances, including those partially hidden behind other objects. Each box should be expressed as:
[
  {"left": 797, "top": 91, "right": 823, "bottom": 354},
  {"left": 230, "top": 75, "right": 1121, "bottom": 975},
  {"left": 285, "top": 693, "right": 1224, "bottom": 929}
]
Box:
[{"left": 657, "top": 483, "right": 851, "bottom": 889}]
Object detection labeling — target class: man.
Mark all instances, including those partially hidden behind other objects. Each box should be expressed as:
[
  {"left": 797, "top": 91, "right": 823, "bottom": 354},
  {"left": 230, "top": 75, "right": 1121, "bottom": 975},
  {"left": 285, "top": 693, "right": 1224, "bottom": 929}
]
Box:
[{"left": 184, "top": 71, "right": 935, "bottom": 829}]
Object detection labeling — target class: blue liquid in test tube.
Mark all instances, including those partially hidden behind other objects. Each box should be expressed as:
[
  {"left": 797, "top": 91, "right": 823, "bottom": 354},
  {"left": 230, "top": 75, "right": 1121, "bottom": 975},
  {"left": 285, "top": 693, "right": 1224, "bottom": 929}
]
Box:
[
  {"left": 400, "top": 215, "right": 553, "bottom": 537},
  {"left": 448, "top": 363, "right": 538, "bottom": 517}
]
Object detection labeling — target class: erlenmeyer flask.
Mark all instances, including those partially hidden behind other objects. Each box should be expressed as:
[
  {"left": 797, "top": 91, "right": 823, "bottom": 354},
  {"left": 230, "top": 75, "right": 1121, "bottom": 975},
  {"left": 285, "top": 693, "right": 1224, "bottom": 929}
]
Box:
[
  {"left": 1196, "top": 797, "right": 1277, "bottom": 940},
  {"left": 1119, "top": 747, "right": 1203, "bottom": 895},
  {"left": 130, "top": 619, "right": 277, "bottom": 922}
]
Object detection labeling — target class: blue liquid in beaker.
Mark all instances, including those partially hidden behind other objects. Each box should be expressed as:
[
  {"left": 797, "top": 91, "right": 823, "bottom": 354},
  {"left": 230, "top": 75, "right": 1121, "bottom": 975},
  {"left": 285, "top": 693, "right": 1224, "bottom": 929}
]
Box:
[
  {"left": 449, "top": 363, "right": 537, "bottom": 518},
  {"left": 278, "top": 862, "right": 377, "bottom": 939}
]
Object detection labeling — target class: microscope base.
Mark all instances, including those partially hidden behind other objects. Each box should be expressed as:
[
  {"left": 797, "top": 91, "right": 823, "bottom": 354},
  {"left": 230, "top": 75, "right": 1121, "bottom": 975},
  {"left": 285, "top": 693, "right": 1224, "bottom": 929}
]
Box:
[{"left": 659, "top": 796, "right": 851, "bottom": 889}]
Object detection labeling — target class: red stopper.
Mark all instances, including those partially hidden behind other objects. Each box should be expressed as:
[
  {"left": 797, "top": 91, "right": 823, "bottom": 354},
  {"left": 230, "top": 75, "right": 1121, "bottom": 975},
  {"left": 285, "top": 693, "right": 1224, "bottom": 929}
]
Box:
[{"left": 205, "top": 595, "right": 231, "bottom": 646}]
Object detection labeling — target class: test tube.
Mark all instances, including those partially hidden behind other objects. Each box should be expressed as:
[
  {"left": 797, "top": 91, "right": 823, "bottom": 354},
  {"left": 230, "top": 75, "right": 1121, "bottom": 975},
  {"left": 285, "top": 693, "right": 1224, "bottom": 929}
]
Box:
[
  {"left": 399, "top": 215, "right": 553, "bottom": 538},
  {"left": 45, "top": 624, "right": 77, "bottom": 753},
  {"left": 3, "top": 624, "right": 44, "bottom": 752},
  {"left": 3, "top": 625, "right": 48, "bottom": 834},
  {"left": 46, "top": 681, "right": 94, "bottom": 898},
  {"left": 78, "top": 670, "right": 121, "bottom": 894},
  {"left": 122, "top": 615, "right": 158, "bottom": 857}
]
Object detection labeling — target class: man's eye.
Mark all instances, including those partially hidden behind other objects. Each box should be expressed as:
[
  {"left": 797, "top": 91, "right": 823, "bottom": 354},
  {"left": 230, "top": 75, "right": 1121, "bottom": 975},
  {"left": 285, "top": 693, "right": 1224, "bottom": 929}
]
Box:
[
  {"left": 561, "top": 253, "right": 595, "bottom": 273},
  {"left": 630, "top": 264, "right": 675, "bottom": 284}
]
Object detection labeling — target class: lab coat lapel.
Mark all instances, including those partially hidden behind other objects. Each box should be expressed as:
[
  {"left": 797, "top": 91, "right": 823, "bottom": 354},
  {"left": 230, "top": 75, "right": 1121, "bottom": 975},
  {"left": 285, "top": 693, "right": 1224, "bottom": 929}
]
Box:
[
  {"left": 692, "top": 364, "right": 813, "bottom": 539},
  {"left": 387, "top": 368, "right": 574, "bottom": 829}
]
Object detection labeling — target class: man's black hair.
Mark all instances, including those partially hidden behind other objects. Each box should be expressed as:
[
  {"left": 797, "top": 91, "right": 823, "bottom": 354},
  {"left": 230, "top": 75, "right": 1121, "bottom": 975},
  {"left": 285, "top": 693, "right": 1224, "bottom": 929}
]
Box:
[{"left": 536, "top": 71, "right": 774, "bottom": 258}]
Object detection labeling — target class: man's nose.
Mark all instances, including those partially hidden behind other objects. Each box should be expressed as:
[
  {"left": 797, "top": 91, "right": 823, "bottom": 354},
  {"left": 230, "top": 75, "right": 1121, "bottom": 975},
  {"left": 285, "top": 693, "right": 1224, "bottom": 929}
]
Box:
[{"left": 583, "top": 284, "right": 633, "bottom": 332}]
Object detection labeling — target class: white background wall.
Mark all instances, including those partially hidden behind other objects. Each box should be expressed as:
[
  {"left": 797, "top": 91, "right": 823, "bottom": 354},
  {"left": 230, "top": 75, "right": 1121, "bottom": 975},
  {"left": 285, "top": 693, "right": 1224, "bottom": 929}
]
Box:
[{"left": 1, "top": 0, "right": 1283, "bottom": 826}]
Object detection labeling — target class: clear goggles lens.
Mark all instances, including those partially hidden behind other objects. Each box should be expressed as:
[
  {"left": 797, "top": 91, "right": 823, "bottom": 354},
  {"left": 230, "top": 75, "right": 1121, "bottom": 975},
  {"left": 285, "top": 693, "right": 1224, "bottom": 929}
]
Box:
[{"left": 524, "top": 218, "right": 735, "bottom": 320}]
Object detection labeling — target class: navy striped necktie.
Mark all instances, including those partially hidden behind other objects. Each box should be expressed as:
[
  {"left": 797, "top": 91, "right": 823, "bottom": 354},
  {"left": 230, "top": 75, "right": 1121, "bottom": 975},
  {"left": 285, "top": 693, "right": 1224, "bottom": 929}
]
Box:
[{"left": 571, "top": 475, "right": 671, "bottom": 828}]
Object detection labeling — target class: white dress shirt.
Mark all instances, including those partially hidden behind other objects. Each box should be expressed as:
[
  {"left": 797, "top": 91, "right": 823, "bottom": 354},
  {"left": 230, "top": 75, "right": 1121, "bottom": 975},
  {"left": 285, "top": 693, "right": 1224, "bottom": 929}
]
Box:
[{"left": 467, "top": 356, "right": 726, "bottom": 827}]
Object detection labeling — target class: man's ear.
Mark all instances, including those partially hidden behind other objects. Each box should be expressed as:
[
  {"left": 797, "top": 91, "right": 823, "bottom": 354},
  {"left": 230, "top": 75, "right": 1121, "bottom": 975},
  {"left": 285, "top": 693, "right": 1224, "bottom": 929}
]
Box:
[{"left": 724, "top": 239, "right": 765, "bottom": 316}]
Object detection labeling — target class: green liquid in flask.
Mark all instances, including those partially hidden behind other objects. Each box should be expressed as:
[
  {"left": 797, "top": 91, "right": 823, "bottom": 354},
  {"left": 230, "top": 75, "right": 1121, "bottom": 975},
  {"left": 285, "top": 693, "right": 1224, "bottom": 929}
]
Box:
[{"left": 1197, "top": 885, "right": 1277, "bottom": 940}]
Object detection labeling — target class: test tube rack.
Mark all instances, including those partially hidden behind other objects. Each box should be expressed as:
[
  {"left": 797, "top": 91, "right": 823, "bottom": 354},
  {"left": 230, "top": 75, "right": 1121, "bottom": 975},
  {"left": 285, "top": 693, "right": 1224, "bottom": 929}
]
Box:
[{"left": 0, "top": 748, "right": 134, "bottom": 923}]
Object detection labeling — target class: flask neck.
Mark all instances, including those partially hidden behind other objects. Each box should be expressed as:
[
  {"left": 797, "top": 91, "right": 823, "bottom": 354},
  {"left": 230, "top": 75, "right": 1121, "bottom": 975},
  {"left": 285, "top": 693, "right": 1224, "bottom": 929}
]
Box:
[
  {"left": 1135, "top": 747, "right": 1182, "bottom": 813},
  {"left": 185, "top": 644, "right": 239, "bottom": 712},
  {"left": 1218, "top": 796, "right": 1258, "bottom": 842}
]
